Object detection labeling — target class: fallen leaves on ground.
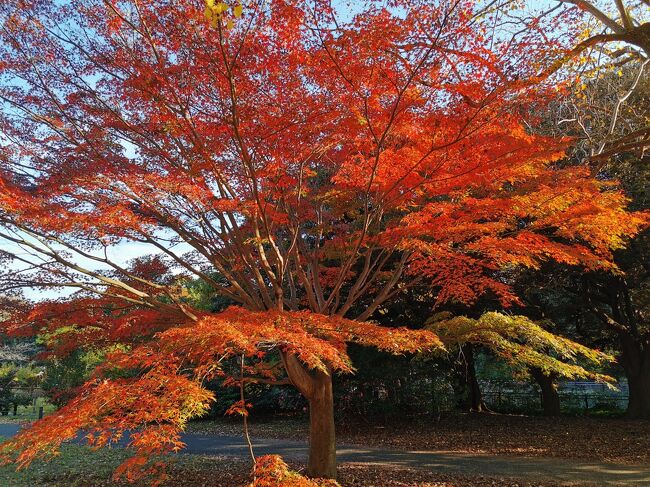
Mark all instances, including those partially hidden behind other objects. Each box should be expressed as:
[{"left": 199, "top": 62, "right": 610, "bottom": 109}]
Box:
[
  {"left": 0, "top": 446, "right": 564, "bottom": 486},
  {"left": 187, "top": 413, "right": 650, "bottom": 465},
  {"left": 159, "top": 459, "right": 566, "bottom": 486},
  {"left": 337, "top": 464, "right": 570, "bottom": 486}
]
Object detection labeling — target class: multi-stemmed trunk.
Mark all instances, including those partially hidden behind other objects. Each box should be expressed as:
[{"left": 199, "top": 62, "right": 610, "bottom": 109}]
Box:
[
  {"left": 455, "top": 344, "right": 486, "bottom": 412},
  {"left": 283, "top": 353, "right": 337, "bottom": 479}
]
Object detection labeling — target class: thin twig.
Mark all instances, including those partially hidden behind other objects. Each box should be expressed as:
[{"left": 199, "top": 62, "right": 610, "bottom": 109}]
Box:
[{"left": 240, "top": 354, "right": 256, "bottom": 471}]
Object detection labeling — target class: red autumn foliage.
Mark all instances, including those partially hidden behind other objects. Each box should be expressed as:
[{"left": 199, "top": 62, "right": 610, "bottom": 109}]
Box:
[{"left": 250, "top": 454, "right": 338, "bottom": 486}]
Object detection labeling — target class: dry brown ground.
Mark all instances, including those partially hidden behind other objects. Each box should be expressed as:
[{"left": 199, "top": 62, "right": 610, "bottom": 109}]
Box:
[{"left": 187, "top": 413, "right": 650, "bottom": 465}]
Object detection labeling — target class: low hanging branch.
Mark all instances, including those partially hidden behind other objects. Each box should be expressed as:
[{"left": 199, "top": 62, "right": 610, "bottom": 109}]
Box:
[{"left": 427, "top": 311, "right": 616, "bottom": 383}]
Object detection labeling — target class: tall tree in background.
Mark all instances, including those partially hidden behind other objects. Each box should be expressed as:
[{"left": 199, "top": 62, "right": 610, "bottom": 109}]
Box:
[
  {"left": 562, "top": 0, "right": 650, "bottom": 418},
  {"left": 500, "top": 0, "right": 650, "bottom": 417},
  {"left": 556, "top": 0, "right": 649, "bottom": 162},
  {"left": 559, "top": 0, "right": 649, "bottom": 57},
  {"left": 485, "top": 0, "right": 648, "bottom": 162},
  {"left": 0, "top": 0, "right": 645, "bottom": 480},
  {"left": 546, "top": 5, "right": 650, "bottom": 416}
]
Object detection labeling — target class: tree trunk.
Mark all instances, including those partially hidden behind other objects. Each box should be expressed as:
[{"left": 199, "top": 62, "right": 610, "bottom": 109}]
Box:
[
  {"left": 530, "top": 368, "right": 561, "bottom": 416},
  {"left": 619, "top": 333, "right": 650, "bottom": 419},
  {"left": 307, "top": 372, "right": 336, "bottom": 479},
  {"left": 282, "top": 353, "right": 337, "bottom": 479},
  {"left": 456, "top": 344, "right": 485, "bottom": 412}
]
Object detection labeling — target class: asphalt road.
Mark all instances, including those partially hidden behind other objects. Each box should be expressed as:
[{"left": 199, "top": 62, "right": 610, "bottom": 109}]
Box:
[{"left": 2, "top": 423, "right": 649, "bottom": 485}]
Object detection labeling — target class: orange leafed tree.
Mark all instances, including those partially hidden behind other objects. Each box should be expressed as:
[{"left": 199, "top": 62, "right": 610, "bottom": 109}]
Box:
[{"left": 0, "top": 0, "right": 645, "bottom": 481}]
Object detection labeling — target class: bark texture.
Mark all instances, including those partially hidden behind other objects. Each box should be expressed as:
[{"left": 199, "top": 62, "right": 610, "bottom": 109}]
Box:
[{"left": 283, "top": 353, "right": 337, "bottom": 479}]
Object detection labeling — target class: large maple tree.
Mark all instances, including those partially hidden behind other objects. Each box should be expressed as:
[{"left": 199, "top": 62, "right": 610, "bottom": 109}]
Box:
[{"left": 0, "top": 0, "right": 645, "bottom": 481}]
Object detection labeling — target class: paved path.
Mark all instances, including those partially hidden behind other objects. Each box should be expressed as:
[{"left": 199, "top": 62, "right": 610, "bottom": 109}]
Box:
[{"left": 2, "top": 423, "right": 649, "bottom": 485}]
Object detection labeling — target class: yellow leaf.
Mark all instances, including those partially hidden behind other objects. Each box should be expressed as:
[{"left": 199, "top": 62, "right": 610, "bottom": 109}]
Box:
[
  {"left": 233, "top": 4, "right": 243, "bottom": 18},
  {"left": 226, "top": 19, "right": 235, "bottom": 30},
  {"left": 215, "top": 2, "right": 229, "bottom": 14},
  {"left": 204, "top": 6, "right": 213, "bottom": 20},
  {"left": 206, "top": 0, "right": 215, "bottom": 7}
]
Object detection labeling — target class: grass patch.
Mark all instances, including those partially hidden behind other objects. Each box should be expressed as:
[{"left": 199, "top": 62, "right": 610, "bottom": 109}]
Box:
[
  {"left": 0, "top": 436, "right": 250, "bottom": 486},
  {"left": 0, "top": 437, "right": 129, "bottom": 486}
]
